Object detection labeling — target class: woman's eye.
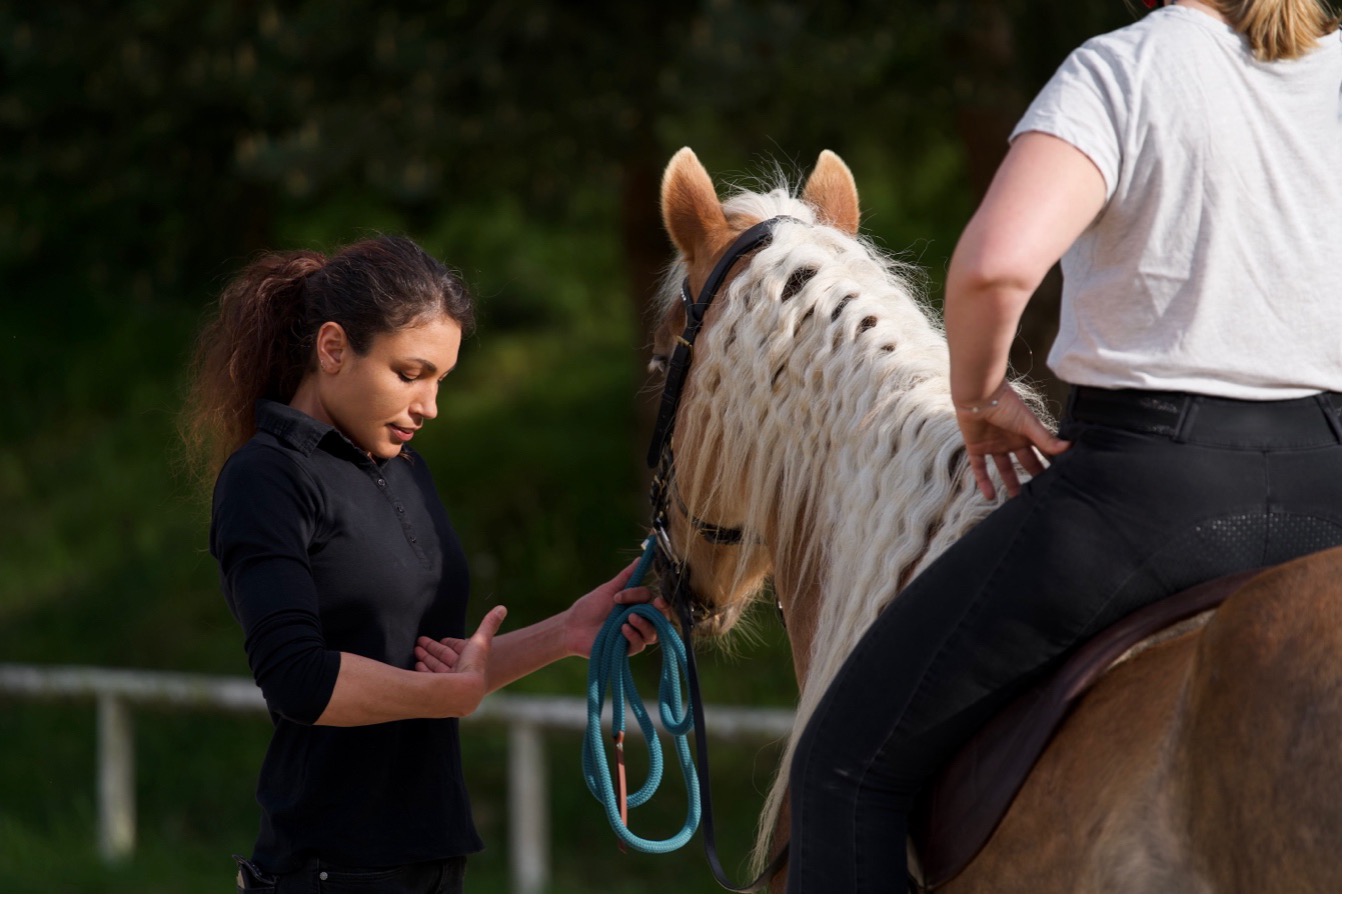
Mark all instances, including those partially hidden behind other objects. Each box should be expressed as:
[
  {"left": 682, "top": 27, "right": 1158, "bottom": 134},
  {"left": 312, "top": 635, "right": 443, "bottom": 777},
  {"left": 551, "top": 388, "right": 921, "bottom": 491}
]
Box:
[{"left": 398, "top": 372, "right": 418, "bottom": 383}]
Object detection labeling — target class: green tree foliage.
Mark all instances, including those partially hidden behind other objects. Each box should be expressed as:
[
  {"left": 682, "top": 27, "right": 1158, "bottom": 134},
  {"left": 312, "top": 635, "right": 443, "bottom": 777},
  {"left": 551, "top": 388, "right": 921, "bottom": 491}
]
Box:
[{"left": 2, "top": 1, "right": 1135, "bottom": 308}]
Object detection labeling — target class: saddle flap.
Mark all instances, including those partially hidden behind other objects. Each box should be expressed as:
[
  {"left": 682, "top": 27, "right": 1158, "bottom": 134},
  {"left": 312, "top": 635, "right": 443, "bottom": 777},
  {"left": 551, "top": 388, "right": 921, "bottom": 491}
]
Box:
[{"left": 910, "top": 567, "right": 1266, "bottom": 889}]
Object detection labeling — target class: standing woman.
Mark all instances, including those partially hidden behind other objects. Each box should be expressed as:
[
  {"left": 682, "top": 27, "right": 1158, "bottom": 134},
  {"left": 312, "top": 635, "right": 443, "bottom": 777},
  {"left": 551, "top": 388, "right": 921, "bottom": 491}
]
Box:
[
  {"left": 184, "top": 235, "right": 661, "bottom": 893},
  {"left": 787, "top": 0, "right": 1340, "bottom": 891}
]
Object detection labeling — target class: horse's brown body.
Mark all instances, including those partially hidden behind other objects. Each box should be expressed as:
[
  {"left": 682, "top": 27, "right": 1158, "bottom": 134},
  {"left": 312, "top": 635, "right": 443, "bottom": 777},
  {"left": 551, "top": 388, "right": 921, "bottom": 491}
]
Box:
[
  {"left": 653, "top": 147, "right": 1342, "bottom": 892},
  {"left": 946, "top": 548, "right": 1341, "bottom": 892}
]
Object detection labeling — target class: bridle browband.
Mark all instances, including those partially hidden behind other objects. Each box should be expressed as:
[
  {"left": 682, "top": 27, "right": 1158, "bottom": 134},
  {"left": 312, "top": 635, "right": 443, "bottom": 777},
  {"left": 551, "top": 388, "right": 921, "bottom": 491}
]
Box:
[{"left": 642, "top": 215, "right": 793, "bottom": 891}]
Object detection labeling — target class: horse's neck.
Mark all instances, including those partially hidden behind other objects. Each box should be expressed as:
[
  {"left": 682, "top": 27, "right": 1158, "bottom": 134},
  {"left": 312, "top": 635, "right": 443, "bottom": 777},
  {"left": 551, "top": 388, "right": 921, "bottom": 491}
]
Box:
[
  {"left": 715, "top": 222, "right": 1014, "bottom": 874},
  {"left": 730, "top": 294, "right": 992, "bottom": 685},
  {"left": 777, "top": 402, "right": 989, "bottom": 687}
]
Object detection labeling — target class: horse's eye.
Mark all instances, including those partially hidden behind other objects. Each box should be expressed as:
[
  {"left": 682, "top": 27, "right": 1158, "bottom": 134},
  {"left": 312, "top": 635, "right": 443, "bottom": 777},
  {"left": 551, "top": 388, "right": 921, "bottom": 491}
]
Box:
[{"left": 648, "top": 354, "right": 669, "bottom": 377}]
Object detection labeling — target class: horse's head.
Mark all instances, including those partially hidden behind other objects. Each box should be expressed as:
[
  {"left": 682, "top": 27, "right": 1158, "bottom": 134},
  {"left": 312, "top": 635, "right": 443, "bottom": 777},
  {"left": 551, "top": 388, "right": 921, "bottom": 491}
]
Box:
[{"left": 648, "top": 147, "right": 861, "bottom": 639}]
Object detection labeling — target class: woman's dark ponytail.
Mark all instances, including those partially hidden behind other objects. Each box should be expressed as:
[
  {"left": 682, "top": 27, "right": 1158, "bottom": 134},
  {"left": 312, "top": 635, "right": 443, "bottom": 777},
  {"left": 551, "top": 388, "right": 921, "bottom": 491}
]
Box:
[{"left": 183, "top": 250, "right": 326, "bottom": 481}]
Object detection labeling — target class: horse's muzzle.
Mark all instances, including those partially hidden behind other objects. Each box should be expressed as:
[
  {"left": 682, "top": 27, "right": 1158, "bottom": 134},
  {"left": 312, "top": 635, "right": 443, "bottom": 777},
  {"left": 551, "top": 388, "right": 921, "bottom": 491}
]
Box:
[{"left": 655, "top": 550, "right": 722, "bottom": 633}]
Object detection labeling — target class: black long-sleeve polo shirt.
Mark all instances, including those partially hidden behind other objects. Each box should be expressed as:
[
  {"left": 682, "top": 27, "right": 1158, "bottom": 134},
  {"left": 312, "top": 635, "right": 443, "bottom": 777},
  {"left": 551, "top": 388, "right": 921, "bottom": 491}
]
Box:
[{"left": 211, "top": 400, "right": 483, "bottom": 872}]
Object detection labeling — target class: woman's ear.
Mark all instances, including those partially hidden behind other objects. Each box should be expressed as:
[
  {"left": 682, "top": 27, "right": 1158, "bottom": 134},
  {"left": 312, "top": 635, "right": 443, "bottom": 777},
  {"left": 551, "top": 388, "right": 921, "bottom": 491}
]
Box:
[{"left": 314, "top": 321, "right": 350, "bottom": 373}]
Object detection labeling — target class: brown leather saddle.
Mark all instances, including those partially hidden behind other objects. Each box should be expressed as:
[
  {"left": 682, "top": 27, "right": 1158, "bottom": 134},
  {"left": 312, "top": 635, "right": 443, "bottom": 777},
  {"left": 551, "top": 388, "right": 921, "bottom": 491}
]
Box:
[{"left": 909, "top": 566, "right": 1267, "bottom": 890}]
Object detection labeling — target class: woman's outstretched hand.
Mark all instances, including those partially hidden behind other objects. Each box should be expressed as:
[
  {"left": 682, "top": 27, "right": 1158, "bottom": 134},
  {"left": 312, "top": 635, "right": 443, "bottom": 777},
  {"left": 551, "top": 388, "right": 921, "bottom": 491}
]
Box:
[
  {"left": 414, "top": 605, "right": 506, "bottom": 677},
  {"left": 563, "top": 557, "right": 665, "bottom": 658},
  {"left": 406, "top": 605, "right": 506, "bottom": 717},
  {"left": 956, "top": 381, "right": 1071, "bottom": 500}
]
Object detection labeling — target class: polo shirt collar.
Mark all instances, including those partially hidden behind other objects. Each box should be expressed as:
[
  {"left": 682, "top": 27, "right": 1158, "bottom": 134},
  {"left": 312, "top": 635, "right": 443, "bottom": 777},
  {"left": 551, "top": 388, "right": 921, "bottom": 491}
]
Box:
[
  {"left": 254, "top": 400, "right": 396, "bottom": 468},
  {"left": 255, "top": 400, "right": 333, "bottom": 456}
]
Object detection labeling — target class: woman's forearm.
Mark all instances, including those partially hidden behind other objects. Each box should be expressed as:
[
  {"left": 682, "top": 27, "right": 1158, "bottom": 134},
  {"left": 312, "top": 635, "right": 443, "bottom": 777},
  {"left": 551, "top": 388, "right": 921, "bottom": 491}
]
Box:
[
  {"left": 479, "top": 616, "right": 570, "bottom": 693},
  {"left": 944, "top": 272, "right": 1033, "bottom": 406},
  {"left": 314, "top": 651, "right": 487, "bottom": 726},
  {"left": 414, "top": 565, "right": 659, "bottom": 694}
]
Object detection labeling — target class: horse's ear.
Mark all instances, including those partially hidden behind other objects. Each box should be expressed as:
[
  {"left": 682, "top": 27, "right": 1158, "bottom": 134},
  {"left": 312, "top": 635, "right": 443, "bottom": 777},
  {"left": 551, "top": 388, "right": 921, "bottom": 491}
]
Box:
[
  {"left": 802, "top": 150, "right": 860, "bottom": 236},
  {"left": 661, "top": 147, "right": 729, "bottom": 259}
]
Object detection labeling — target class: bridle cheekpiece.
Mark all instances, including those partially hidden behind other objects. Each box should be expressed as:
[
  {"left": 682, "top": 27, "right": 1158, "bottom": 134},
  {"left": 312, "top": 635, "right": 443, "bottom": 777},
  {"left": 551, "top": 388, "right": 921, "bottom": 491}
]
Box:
[{"left": 644, "top": 216, "right": 789, "bottom": 627}]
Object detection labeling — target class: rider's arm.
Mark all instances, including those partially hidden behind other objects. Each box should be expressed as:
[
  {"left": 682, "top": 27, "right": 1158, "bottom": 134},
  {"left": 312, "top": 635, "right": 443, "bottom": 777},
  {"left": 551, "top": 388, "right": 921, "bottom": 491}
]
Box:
[{"left": 944, "top": 131, "right": 1107, "bottom": 407}]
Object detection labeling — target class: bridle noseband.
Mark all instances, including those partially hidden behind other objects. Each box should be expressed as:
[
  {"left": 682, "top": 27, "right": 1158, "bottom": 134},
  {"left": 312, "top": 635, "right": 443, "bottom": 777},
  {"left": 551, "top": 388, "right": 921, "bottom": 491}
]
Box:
[{"left": 645, "top": 216, "right": 788, "bottom": 627}]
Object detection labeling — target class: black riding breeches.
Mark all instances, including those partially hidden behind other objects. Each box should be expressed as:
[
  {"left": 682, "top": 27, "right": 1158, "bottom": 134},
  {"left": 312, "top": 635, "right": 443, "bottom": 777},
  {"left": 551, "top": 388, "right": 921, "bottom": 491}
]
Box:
[{"left": 786, "top": 389, "right": 1342, "bottom": 893}]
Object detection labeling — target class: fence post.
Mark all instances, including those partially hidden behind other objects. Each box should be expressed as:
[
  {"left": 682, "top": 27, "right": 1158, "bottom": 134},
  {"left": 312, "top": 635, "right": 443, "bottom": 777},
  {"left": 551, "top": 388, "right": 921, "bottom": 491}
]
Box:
[
  {"left": 97, "top": 694, "right": 136, "bottom": 861},
  {"left": 508, "top": 720, "right": 548, "bottom": 893}
]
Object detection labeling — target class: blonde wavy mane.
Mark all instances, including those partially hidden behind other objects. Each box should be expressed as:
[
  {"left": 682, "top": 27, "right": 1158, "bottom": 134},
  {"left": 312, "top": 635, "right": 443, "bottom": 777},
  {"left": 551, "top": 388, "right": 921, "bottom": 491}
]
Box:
[{"left": 657, "top": 183, "right": 1043, "bottom": 874}]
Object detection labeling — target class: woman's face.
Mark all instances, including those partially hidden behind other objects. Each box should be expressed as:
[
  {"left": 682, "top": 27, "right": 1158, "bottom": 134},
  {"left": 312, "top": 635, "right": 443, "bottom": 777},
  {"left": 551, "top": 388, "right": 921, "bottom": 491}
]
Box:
[{"left": 305, "top": 313, "right": 463, "bottom": 459}]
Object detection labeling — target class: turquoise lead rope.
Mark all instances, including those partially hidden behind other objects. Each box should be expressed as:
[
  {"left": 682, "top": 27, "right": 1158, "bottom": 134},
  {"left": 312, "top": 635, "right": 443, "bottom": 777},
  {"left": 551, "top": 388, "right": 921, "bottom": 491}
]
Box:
[{"left": 582, "top": 537, "right": 702, "bottom": 852}]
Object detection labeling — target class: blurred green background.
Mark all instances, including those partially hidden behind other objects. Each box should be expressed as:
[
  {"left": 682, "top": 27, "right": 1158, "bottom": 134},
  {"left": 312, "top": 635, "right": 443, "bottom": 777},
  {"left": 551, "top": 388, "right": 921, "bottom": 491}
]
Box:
[{"left": 0, "top": 1, "right": 1137, "bottom": 892}]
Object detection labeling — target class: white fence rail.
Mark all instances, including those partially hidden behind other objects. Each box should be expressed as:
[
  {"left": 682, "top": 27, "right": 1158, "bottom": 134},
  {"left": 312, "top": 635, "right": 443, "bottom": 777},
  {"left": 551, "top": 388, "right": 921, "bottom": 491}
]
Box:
[{"left": 0, "top": 664, "right": 794, "bottom": 893}]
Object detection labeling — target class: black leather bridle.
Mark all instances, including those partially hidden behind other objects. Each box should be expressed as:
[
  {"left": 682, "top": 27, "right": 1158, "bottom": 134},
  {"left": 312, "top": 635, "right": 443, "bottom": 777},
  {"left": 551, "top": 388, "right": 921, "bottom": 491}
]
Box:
[
  {"left": 646, "top": 216, "right": 788, "bottom": 626},
  {"left": 642, "top": 215, "right": 792, "bottom": 891}
]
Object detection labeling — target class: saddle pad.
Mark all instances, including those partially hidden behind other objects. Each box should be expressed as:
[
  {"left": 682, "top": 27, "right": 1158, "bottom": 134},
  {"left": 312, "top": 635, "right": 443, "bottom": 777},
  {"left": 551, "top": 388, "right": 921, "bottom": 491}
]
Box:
[{"left": 910, "top": 566, "right": 1267, "bottom": 889}]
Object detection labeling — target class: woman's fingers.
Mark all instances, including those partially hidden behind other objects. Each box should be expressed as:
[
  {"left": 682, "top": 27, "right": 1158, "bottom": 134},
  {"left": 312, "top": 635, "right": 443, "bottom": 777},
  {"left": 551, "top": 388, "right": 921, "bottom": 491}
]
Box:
[
  {"left": 615, "top": 591, "right": 669, "bottom": 655},
  {"left": 623, "top": 616, "right": 661, "bottom": 654},
  {"left": 1029, "top": 421, "right": 1073, "bottom": 458},
  {"left": 993, "top": 453, "right": 1021, "bottom": 498},
  {"left": 969, "top": 453, "right": 996, "bottom": 501},
  {"left": 469, "top": 606, "right": 508, "bottom": 645},
  {"left": 615, "top": 586, "right": 653, "bottom": 605},
  {"left": 958, "top": 389, "right": 1072, "bottom": 501},
  {"left": 415, "top": 635, "right": 459, "bottom": 673},
  {"left": 1014, "top": 447, "right": 1046, "bottom": 479},
  {"left": 455, "top": 606, "right": 508, "bottom": 676},
  {"left": 623, "top": 613, "right": 656, "bottom": 642}
]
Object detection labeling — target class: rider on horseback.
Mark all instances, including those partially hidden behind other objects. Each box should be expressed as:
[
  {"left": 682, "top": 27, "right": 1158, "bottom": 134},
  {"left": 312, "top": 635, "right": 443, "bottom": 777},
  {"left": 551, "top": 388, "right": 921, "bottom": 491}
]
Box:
[{"left": 787, "top": 1, "right": 1341, "bottom": 891}]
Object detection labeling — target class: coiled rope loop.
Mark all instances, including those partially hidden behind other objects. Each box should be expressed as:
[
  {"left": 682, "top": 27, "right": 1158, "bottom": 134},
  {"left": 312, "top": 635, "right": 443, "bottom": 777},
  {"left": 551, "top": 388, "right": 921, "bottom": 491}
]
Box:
[{"left": 582, "top": 538, "right": 701, "bottom": 853}]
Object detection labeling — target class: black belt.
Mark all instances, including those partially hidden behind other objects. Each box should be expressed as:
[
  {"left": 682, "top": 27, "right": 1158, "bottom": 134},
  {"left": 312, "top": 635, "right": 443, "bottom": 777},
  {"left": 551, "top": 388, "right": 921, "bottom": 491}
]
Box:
[{"left": 1065, "top": 386, "right": 1342, "bottom": 449}]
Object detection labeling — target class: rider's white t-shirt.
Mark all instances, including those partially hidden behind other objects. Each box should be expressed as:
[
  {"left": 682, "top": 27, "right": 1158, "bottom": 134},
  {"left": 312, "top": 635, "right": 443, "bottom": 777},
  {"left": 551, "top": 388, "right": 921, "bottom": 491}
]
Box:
[{"left": 1013, "top": 6, "right": 1341, "bottom": 399}]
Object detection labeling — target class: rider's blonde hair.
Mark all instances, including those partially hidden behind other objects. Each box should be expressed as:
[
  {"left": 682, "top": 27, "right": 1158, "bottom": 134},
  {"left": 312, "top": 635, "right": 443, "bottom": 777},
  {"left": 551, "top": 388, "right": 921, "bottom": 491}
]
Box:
[{"left": 1209, "top": 0, "right": 1339, "bottom": 61}]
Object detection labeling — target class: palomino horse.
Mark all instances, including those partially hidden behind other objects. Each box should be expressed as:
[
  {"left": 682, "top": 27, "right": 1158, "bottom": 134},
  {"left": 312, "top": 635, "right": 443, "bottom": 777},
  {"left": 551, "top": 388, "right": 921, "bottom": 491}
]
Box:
[{"left": 649, "top": 146, "right": 1342, "bottom": 891}]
